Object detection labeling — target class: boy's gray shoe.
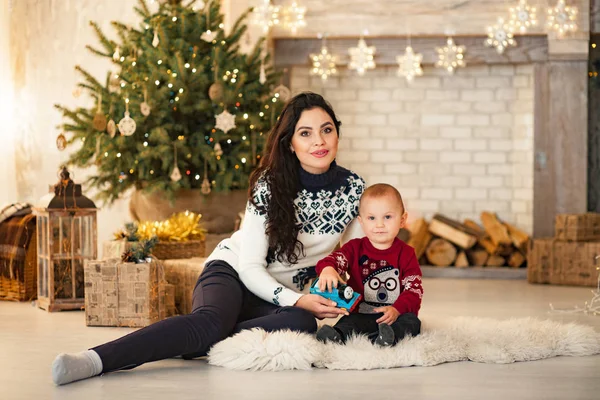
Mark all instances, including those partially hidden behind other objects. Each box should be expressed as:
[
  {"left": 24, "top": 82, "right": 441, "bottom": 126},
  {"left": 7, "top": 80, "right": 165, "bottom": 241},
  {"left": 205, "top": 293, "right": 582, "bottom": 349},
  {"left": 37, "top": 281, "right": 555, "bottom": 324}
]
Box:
[
  {"left": 316, "top": 325, "right": 343, "bottom": 344},
  {"left": 375, "top": 323, "right": 395, "bottom": 347}
]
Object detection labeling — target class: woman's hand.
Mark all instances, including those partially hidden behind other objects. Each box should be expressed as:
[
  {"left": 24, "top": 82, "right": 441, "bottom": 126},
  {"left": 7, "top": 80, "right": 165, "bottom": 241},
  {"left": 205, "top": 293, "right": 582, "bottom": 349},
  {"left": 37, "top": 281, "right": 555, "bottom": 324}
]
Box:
[
  {"left": 295, "top": 294, "right": 349, "bottom": 319},
  {"left": 318, "top": 266, "right": 346, "bottom": 292}
]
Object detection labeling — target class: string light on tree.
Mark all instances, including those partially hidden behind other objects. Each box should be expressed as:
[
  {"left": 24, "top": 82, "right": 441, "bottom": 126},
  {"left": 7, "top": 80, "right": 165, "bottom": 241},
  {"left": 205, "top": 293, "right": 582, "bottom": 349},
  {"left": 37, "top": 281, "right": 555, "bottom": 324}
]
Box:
[
  {"left": 215, "top": 109, "right": 236, "bottom": 133},
  {"left": 396, "top": 46, "right": 423, "bottom": 83},
  {"left": 348, "top": 35, "right": 376, "bottom": 76},
  {"left": 547, "top": 0, "right": 578, "bottom": 37},
  {"left": 509, "top": 0, "right": 537, "bottom": 34},
  {"left": 252, "top": 0, "right": 280, "bottom": 33},
  {"left": 310, "top": 36, "right": 337, "bottom": 81},
  {"left": 436, "top": 37, "right": 466, "bottom": 75},
  {"left": 281, "top": 1, "right": 306, "bottom": 35},
  {"left": 485, "top": 17, "right": 516, "bottom": 54}
]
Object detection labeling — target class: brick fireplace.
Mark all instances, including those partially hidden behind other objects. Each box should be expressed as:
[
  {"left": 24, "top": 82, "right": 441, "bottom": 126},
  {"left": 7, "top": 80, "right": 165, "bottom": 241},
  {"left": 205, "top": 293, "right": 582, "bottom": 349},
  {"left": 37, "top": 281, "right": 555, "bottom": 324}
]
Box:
[{"left": 287, "top": 63, "right": 535, "bottom": 233}]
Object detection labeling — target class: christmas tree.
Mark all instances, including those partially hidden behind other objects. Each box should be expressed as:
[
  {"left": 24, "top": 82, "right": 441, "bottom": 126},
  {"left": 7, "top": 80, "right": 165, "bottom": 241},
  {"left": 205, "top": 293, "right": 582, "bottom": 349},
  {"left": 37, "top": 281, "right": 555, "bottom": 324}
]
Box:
[{"left": 56, "top": 0, "right": 285, "bottom": 204}]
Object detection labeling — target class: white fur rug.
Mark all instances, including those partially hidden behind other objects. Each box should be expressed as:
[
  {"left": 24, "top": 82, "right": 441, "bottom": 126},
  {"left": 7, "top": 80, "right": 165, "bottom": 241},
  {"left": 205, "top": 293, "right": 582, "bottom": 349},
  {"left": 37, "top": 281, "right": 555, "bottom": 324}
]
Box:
[{"left": 207, "top": 317, "right": 600, "bottom": 371}]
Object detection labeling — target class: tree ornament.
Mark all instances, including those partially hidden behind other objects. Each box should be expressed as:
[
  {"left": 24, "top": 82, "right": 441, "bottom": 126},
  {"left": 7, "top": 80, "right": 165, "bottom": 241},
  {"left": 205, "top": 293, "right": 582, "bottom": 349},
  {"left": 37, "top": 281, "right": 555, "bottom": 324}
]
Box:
[
  {"left": 170, "top": 143, "right": 182, "bottom": 182},
  {"left": 396, "top": 46, "right": 423, "bottom": 82},
  {"left": 208, "top": 82, "right": 224, "bottom": 101},
  {"left": 215, "top": 109, "right": 236, "bottom": 133},
  {"left": 107, "top": 119, "right": 117, "bottom": 137},
  {"left": 118, "top": 98, "right": 136, "bottom": 136},
  {"left": 112, "top": 46, "right": 120, "bottom": 61},
  {"left": 201, "top": 158, "right": 211, "bottom": 194},
  {"left": 201, "top": 3, "right": 217, "bottom": 42},
  {"left": 214, "top": 142, "right": 223, "bottom": 156},
  {"left": 140, "top": 87, "right": 151, "bottom": 116},
  {"left": 92, "top": 95, "right": 107, "bottom": 131},
  {"left": 485, "top": 17, "right": 516, "bottom": 54},
  {"left": 274, "top": 84, "right": 291, "bottom": 102},
  {"left": 201, "top": 30, "right": 217, "bottom": 42},
  {"left": 259, "top": 61, "right": 267, "bottom": 84},
  {"left": 152, "top": 30, "right": 160, "bottom": 47},
  {"left": 56, "top": 133, "right": 67, "bottom": 151}
]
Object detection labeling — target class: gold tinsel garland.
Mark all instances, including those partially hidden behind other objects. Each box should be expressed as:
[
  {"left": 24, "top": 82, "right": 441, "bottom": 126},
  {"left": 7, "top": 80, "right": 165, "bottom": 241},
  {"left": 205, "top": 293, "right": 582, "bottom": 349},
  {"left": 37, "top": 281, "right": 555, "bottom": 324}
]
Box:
[{"left": 114, "top": 211, "right": 206, "bottom": 242}]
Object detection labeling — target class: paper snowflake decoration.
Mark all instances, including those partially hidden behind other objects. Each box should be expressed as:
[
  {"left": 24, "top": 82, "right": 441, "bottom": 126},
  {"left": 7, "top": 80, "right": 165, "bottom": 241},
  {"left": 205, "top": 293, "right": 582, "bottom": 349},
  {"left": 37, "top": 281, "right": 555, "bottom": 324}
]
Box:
[
  {"left": 348, "top": 38, "right": 376, "bottom": 76},
  {"left": 215, "top": 109, "right": 236, "bottom": 133},
  {"left": 310, "top": 45, "right": 337, "bottom": 81},
  {"left": 547, "top": 0, "right": 578, "bottom": 37},
  {"left": 252, "top": 0, "right": 280, "bottom": 33},
  {"left": 201, "top": 29, "right": 217, "bottom": 43},
  {"left": 281, "top": 1, "right": 306, "bottom": 35},
  {"left": 485, "top": 17, "right": 517, "bottom": 54},
  {"left": 435, "top": 37, "right": 466, "bottom": 75},
  {"left": 509, "top": 0, "right": 537, "bottom": 33},
  {"left": 396, "top": 46, "right": 423, "bottom": 82}
]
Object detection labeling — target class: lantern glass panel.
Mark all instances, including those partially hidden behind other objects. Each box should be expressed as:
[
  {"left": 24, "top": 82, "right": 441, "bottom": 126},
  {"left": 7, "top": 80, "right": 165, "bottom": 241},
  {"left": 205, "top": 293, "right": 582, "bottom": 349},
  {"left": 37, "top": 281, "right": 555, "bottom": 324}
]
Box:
[{"left": 53, "top": 259, "right": 73, "bottom": 299}]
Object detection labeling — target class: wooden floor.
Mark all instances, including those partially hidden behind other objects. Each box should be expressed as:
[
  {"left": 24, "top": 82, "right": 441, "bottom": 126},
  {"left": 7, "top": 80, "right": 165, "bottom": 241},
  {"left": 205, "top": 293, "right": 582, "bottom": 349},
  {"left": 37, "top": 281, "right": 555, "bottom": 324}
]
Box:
[{"left": 1, "top": 279, "right": 599, "bottom": 400}]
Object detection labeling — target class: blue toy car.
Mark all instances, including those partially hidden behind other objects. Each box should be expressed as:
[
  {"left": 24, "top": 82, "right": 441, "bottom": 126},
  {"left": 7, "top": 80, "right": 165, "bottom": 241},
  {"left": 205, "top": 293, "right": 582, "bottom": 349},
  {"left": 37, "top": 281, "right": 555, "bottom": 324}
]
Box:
[{"left": 310, "top": 278, "right": 362, "bottom": 312}]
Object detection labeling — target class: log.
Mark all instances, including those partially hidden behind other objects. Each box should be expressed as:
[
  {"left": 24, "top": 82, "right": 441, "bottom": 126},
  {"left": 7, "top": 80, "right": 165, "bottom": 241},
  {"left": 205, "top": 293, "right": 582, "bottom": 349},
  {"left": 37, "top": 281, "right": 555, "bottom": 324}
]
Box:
[
  {"left": 467, "top": 248, "right": 489, "bottom": 266},
  {"left": 486, "top": 255, "right": 506, "bottom": 267},
  {"left": 508, "top": 251, "right": 526, "bottom": 268},
  {"left": 425, "top": 238, "right": 457, "bottom": 267},
  {"left": 480, "top": 212, "right": 512, "bottom": 246},
  {"left": 428, "top": 215, "right": 478, "bottom": 249},
  {"left": 407, "top": 218, "right": 433, "bottom": 259},
  {"left": 504, "top": 223, "right": 530, "bottom": 253},
  {"left": 464, "top": 219, "right": 511, "bottom": 255},
  {"left": 454, "top": 251, "right": 469, "bottom": 268}
]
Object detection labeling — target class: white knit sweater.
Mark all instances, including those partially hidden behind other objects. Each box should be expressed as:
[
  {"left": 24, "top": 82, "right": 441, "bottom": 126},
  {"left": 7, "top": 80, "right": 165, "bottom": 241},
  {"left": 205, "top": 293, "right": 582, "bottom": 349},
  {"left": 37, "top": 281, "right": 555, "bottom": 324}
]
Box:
[{"left": 205, "top": 162, "right": 365, "bottom": 306}]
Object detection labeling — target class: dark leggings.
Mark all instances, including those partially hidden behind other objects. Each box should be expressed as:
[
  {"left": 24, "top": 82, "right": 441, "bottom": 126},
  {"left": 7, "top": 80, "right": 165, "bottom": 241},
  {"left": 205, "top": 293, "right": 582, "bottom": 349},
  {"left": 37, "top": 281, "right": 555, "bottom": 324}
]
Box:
[
  {"left": 333, "top": 312, "right": 421, "bottom": 344},
  {"left": 92, "top": 261, "right": 317, "bottom": 373}
]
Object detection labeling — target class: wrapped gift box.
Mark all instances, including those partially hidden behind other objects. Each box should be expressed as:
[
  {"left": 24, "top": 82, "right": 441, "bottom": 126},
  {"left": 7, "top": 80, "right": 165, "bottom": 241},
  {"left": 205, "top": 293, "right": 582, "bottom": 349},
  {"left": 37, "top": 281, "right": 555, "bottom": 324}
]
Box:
[
  {"left": 555, "top": 213, "right": 600, "bottom": 242},
  {"left": 84, "top": 258, "right": 176, "bottom": 327},
  {"left": 528, "top": 239, "right": 599, "bottom": 287},
  {"left": 163, "top": 257, "right": 206, "bottom": 315}
]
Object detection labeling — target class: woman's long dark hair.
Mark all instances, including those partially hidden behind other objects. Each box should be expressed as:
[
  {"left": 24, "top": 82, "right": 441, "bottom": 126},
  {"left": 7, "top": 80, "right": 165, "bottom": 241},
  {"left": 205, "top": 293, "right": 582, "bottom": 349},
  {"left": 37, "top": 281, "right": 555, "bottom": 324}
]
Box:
[{"left": 248, "top": 92, "right": 341, "bottom": 265}]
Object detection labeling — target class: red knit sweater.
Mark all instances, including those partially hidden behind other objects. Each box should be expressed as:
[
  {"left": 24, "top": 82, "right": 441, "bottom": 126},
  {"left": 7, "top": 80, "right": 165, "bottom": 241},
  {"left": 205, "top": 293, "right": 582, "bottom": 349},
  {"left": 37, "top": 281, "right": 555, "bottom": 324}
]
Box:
[{"left": 315, "top": 237, "right": 423, "bottom": 315}]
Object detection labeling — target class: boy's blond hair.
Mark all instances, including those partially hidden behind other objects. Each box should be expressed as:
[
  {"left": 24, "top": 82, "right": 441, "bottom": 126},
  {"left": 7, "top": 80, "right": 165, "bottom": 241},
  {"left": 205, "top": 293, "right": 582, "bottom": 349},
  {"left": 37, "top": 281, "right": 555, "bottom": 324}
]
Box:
[{"left": 359, "top": 183, "right": 405, "bottom": 214}]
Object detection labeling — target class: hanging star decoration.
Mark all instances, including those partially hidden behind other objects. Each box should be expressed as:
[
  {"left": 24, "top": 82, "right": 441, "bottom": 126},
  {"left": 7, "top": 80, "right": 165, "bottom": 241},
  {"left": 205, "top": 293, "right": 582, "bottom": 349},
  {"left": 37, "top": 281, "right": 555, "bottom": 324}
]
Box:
[
  {"left": 396, "top": 46, "right": 423, "bottom": 82},
  {"left": 310, "top": 45, "right": 337, "bottom": 81},
  {"left": 281, "top": 1, "right": 306, "bottom": 35},
  {"left": 547, "top": 0, "right": 578, "bottom": 37},
  {"left": 252, "top": 0, "right": 280, "bottom": 33},
  {"left": 348, "top": 38, "right": 376, "bottom": 76},
  {"left": 435, "top": 37, "right": 466, "bottom": 74},
  {"left": 215, "top": 109, "right": 236, "bottom": 133},
  {"left": 485, "top": 17, "right": 517, "bottom": 54},
  {"left": 509, "top": 0, "right": 537, "bottom": 33}
]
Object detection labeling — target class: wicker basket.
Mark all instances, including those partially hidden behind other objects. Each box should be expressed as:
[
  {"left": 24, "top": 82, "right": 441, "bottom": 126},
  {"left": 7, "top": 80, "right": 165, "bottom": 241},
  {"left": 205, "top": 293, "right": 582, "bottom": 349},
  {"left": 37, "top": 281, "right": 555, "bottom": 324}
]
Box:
[
  {"left": 151, "top": 239, "right": 206, "bottom": 260},
  {"left": 555, "top": 213, "right": 600, "bottom": 242},
  {"left": 0, "top": 233, "right": 37, "bottom": 301}
]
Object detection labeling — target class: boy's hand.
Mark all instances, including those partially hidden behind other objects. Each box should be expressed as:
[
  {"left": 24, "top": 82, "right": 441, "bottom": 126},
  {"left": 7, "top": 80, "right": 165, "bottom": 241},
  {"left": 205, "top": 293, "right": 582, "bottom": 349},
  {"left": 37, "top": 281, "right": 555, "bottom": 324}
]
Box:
[
  {"left": 373, "top": 306, "right": 400, "bottom": 325},
  {"left": 318, "top": 267, "right": 346, "bottom": 293}
]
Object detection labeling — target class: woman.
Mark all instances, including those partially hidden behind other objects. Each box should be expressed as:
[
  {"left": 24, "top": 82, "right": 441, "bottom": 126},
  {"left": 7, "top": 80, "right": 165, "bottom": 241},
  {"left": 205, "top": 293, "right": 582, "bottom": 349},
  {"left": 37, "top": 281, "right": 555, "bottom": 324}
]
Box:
[{"left": 52, "top": 92, "right": 365, "bottom": 385}]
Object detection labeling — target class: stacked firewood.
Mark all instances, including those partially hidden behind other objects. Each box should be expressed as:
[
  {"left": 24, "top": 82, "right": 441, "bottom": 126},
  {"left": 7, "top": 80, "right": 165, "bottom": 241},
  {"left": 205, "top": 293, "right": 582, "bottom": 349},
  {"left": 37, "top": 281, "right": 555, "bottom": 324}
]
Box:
[{"left": 406, "top": 212, "right": 530, "bottom": 268}]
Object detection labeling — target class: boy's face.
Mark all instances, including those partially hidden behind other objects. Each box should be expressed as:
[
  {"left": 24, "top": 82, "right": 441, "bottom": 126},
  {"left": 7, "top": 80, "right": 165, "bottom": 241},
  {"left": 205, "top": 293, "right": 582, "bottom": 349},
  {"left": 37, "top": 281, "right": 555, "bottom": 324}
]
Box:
[{"left": 358, "top": 195, "right": 407, "bottom": 248}]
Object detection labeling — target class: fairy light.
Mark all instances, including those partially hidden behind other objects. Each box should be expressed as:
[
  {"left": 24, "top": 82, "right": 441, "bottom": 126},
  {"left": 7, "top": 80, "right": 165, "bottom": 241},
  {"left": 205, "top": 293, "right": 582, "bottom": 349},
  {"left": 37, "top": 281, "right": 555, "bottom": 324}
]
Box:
[
  {"left": 185, "top": 63, "right": 190, "bottom": 68},
  {"left": 158, "top": 60, "right": 163, "bottom": 65},
  {"left": 550, "top": 256, "right": 600, "bottom": 316},
  {"left": 117, "top": 152, "right": 122, "bottom": 157},
  {"left": 155, "top": 80, "right": 160, "bottom": 85},
  {"left": 168, "top": 83, "right": 173, "bottom": 88},
  {"left": 179, "top": 88, "right": 184, "bottom": 93},
  {"left": 143, "top": 141, "right": 148, "bottom": 146}
]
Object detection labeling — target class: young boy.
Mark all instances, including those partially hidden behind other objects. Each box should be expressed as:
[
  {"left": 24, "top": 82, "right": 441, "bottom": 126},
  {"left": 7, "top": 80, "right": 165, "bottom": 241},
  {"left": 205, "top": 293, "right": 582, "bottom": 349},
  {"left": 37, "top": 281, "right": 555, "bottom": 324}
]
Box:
[{"left": 315, "top": 183, "right": 423, "bottom": 346}]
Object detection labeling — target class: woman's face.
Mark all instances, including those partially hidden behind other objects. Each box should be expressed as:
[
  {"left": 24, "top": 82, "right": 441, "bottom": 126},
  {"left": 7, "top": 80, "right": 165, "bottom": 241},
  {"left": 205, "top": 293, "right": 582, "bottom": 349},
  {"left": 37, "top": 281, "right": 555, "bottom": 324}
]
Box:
[{"left": 290, "top": 107, "right": 338, "bottom": 174}]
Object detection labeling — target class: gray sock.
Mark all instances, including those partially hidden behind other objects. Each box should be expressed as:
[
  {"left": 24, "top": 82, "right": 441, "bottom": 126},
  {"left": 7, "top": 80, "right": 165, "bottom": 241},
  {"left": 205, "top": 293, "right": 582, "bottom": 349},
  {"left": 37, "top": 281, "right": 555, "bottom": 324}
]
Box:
[{"left": 52, "top": 350, "right": 103, "bottom": 385}]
